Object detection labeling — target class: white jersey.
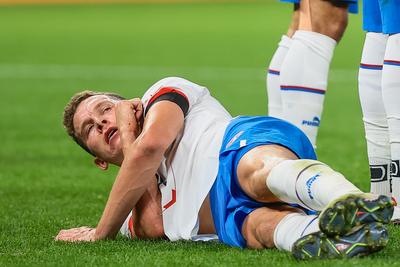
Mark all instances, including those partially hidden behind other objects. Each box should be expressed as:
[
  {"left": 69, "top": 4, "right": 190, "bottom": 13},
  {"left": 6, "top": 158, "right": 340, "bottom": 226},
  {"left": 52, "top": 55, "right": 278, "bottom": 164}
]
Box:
[{"left": 120, "top": 77, "right": 232, "bottom": 241}]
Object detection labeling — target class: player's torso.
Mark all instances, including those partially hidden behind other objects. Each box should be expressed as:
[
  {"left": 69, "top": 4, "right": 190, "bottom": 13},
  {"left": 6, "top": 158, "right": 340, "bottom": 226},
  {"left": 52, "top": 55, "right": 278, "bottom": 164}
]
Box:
[{"left": 142, "top": 77, "right": 232, "bottom": 241}]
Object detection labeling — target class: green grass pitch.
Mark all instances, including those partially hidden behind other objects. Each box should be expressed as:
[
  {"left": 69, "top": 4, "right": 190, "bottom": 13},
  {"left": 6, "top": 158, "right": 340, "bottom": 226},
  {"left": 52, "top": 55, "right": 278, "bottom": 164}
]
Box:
[{"left": 2, "top": 1, "right": 400, "bottom": 266}]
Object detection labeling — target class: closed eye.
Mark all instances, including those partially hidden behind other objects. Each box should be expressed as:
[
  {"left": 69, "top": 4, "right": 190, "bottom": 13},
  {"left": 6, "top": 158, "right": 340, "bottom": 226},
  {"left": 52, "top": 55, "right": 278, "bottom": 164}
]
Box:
[
  {"left": 102, "top": 106, "right": 112, "bottom": 114},
  {"left": 86, "top": 124, "right": 94, "bottom": 137}
]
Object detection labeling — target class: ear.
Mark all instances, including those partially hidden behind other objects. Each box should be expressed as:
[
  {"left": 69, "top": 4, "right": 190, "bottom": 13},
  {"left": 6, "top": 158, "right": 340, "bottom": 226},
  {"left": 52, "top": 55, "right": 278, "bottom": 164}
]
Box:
[{"left": 94, "top": 158, "right": 109, "bottom": 171}]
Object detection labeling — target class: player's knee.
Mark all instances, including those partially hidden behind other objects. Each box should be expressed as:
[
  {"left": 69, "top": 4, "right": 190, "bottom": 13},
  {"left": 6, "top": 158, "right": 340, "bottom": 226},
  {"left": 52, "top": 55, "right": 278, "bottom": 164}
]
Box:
[
  {"left": 243, "top": 209, "right": 277, "bottom": 249},
  {"left": 314, "top": 16, "right": 347, "bottom": 41},
  {"left": 254, "top": 221, "right": 276, "bottom": 248},
  {"left": 245, "top": 207, "right": 296, "bottom": 249},
  {"left": 327, "top": 17, "right": 348, "bottom": 41},
  {"left": 242, "top": 222, "right": 276, "bottom": 249},
  {"left": 307, "top": 1, "right": 349, "bottom": 41},
  {"left": 237, "top": 156, "right": 284, "bottom": 201},
  {"left": 142, "top": 222, "right": 165, "bottom": 239}
]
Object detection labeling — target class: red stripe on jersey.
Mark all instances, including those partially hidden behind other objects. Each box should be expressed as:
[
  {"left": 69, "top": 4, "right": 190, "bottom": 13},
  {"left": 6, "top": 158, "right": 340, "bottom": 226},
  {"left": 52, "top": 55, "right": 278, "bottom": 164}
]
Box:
[
  {"left": 128, "top": 215, "right": 135, "bottom": 239},
  {"left": 392, "top": 197, "right": 398, "bottom": 207},
  {"left": 148, "top": 87, "right": 189, "bottom": 107},
  {"left": 163, "top": 189, "right": 176, "bottom": 209}
]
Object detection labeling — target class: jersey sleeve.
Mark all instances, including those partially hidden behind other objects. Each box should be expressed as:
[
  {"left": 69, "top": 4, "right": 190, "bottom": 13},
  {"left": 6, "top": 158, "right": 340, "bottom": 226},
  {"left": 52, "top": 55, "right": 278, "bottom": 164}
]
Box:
[{"left": 141, "top": 77, "right": 209, "bottom": 117}]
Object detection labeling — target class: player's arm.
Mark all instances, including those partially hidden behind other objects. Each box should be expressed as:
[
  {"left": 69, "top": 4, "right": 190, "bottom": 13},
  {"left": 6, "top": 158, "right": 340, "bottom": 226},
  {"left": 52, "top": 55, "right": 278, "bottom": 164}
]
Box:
[{"left": 94, "top": 100, "right": 184, "bottom": 240}]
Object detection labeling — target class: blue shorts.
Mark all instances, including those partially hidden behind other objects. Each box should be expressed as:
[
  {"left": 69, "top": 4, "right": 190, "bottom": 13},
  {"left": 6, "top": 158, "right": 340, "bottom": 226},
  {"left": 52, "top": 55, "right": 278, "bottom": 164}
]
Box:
[
  {"left": 209, "top": 116, "right": 317, "bottom": 248},
  {"left": 363, "top": 0, "right": 400, "bottom": 34},
  {"left": 280, "top": 0, "right": 358, "bottom": 14}
]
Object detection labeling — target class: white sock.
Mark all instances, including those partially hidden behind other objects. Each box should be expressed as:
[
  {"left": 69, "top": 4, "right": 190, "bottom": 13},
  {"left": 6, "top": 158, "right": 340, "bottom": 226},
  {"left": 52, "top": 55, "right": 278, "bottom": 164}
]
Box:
[
  {"left": 279, "top": 31, "right": 336, "bottom": 147},
  {"left": 266, "top": 159, "right": 362, "bottom": 211},
  {"left": 273, "top": 212, "right": 319, "bottom": 251},
  {"left": 267, "top": 35, "right": 292, "bottom": 118},
  {"left": 358, "top": 32, "right": 391, "bottom": 196},
  {"left": 382, "top": 33, "right": 400, "bottom": 201}
]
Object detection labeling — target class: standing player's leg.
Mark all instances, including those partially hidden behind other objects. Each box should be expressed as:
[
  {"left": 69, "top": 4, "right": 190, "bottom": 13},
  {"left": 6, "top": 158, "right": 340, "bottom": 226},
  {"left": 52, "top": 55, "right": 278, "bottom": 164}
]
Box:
[
  {"left": 279, "top": 0, "right": 351, "bottom": 147},
  {"left": 380, "top": 0, "right": 400, "bottom": 203},
  {"left": 266, "top": 4, "right": 298, "bottom": 118},
  {"left": 359, "top": 26, "right": 390, "bottom": 196}
]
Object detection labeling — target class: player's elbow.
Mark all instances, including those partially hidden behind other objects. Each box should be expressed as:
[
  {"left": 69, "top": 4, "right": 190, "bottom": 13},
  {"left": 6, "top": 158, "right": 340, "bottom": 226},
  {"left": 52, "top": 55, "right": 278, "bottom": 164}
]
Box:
[{"left": 143, "top": 222, "right": 165, "bottom": 239}]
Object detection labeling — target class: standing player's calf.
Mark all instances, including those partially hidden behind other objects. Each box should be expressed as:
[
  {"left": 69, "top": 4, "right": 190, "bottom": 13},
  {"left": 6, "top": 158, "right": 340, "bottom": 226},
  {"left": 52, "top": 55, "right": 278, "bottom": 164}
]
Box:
[
  {"left": 267, "top": 0, "right": 357, "bottom": 147},
  {"left": 358, "top": 0, "right": 400, "bottom": 212}
]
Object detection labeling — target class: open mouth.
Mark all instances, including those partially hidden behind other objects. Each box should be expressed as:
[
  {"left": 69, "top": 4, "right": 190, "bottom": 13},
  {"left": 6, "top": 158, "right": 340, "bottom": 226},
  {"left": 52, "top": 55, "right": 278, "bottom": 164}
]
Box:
[{"left": 105, "top": 128, "right": 118, "bottom": 144}]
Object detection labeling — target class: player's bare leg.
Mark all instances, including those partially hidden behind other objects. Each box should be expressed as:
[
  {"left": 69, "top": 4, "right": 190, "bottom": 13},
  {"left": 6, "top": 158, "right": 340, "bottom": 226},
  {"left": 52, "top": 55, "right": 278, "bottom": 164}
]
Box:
[
  {"left": 236, "top": 144, "right": 298, "bottom": 202},
  {"left": 298, "top": 0, "right": 348, "bottom": 41},
  {"left": 241, "top": 205, "right": 389, "bottom": 259},
  {"left": 236, "top": 144, "right": 364, "bottom": 206},
  {"left": 237, "top": 144, "right": 393, "bottom": 235},
  {"left": 241, "top": 205, "right": 307, "bottom": 249}
]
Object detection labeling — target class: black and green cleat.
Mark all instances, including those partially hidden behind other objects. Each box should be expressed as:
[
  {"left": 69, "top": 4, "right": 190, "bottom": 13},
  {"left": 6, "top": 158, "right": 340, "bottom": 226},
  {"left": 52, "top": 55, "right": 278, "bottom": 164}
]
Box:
[
  {"left": 292, "top": 222, "right": 388, "bottom": 260},
  {"left": 319, "top": 194, "right": 394, "bottom": 236}
]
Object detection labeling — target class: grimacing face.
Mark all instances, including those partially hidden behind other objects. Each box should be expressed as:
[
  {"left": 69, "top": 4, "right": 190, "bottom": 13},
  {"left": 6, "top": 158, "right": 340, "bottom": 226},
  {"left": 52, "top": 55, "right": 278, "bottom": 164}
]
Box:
[{"left": 73, "top": 95, "right": 124, "bottom": 168}]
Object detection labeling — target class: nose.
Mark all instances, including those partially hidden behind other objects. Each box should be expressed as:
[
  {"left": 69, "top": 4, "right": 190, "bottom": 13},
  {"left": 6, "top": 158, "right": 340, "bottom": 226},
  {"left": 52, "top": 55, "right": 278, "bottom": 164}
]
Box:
[{"left": 94, "top": 117, "right": 108, "bottom": 133}]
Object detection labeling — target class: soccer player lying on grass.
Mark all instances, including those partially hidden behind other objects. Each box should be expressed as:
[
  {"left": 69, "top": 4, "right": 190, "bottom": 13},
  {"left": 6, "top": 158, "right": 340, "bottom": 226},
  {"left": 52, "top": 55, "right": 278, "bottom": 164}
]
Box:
[{"left": 56, "top": 77, "right": 395, "bottom": 260}]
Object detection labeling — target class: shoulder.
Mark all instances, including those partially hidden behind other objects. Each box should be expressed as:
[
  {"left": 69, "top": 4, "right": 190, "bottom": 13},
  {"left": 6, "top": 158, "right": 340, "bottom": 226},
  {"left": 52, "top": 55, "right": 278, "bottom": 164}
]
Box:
[{"left": 141, "top": 77, "right": 209, "bottom": 108}]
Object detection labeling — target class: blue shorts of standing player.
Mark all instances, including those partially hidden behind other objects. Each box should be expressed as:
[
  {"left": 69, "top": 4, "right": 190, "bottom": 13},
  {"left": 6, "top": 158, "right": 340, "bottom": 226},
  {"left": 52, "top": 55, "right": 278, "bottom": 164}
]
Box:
[
  {"left": 280, "top": 0, "right": 358, "bottom": 14},
  {"left": 363, "top": 0, "right": 400, "bottom": 34},
  {"left": 209, "top": 116, "right": 317, "bottom": 248}
]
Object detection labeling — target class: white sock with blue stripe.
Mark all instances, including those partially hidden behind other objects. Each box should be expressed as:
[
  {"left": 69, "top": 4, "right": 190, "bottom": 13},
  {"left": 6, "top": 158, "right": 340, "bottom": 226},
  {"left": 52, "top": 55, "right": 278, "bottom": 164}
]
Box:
[
  {"left": 279, "top": 31, "right": 336, "bottom": 147},
  {"left": 267, "top": 35, "right": 292, "bottom": 118},
  {"left": 382, "top": 33, "right": 400, "bottom": 202},
  {"left": 273, "top": 212, "right": 319, "bottom": 251},
  {"left": 359, "top": 32, "right": 391, "bottom": 197},
  {"left": 266, "top": 159, "right": 362, "bottom": 211}
]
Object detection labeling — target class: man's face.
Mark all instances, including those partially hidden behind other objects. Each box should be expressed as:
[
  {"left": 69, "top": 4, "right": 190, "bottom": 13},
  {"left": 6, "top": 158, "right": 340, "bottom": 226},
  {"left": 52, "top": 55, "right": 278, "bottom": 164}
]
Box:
[{"left": 73, "top": 95, "right": 123, "bottom": 166}]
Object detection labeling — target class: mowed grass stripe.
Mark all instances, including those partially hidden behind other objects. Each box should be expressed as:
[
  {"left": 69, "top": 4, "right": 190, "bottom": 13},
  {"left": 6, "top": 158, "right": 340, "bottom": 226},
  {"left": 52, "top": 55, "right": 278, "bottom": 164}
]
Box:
[{"left": 0, "top": 63, "right": 357, "bottom": 83}]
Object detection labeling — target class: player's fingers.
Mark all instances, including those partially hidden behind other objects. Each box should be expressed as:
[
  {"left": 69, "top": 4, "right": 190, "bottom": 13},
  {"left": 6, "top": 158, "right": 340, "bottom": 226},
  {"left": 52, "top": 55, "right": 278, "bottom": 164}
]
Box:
[
  {"left": 116, "top": 101, "right": 138, "bottom": 125},
  {"left": 130, "top": 98, "right": 143, "bottom": 111},
  {"left": 55, "top": 233, "right": 72, "bottom": 241},
  {"left": 55, "top": 229, "right": 74, "bottom": 240},
  {"left": 124, "top": 98, "right": 143, "bottom": 119},
  {"left": 55, "top": 227, "right": 90, "bottom": 239}
]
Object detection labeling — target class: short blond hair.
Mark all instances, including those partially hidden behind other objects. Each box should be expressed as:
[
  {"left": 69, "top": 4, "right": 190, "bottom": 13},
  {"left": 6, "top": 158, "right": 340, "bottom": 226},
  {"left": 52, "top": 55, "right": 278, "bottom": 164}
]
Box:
[{"left": 63, "top": 90, "right": 125, "bottom": 156}]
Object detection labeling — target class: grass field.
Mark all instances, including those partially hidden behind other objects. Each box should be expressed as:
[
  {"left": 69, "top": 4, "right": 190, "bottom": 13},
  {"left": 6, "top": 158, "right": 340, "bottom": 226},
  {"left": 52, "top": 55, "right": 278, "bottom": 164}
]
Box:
[{"left": 2, "top": 1, "right": 400, "bottom": 266}]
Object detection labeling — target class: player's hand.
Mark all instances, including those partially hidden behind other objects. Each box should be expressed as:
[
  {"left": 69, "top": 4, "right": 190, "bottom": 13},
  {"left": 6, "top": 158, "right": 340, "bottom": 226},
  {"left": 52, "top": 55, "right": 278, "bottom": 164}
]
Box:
[
  {"left": 115, "top": 98, "right": 143, "bottom": 154},
  {"left": 55, "top": 226, "right": 97, "bottom": 242}
]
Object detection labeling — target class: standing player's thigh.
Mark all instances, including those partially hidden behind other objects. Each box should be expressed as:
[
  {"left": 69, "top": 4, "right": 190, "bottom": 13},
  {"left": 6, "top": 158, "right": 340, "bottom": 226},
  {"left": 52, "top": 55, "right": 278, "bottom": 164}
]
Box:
[
  {"left": 236, "top": 144, "right": 298, "bottom": 203},
  {"left": 298, "top": 0, "right": 349, "bottom": 41},
  {"left": 379, "top": 0, "right": 400, "bottom": 34},
  {"left": 363, "top": 0, "right": 382, "bottom": 33}
]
